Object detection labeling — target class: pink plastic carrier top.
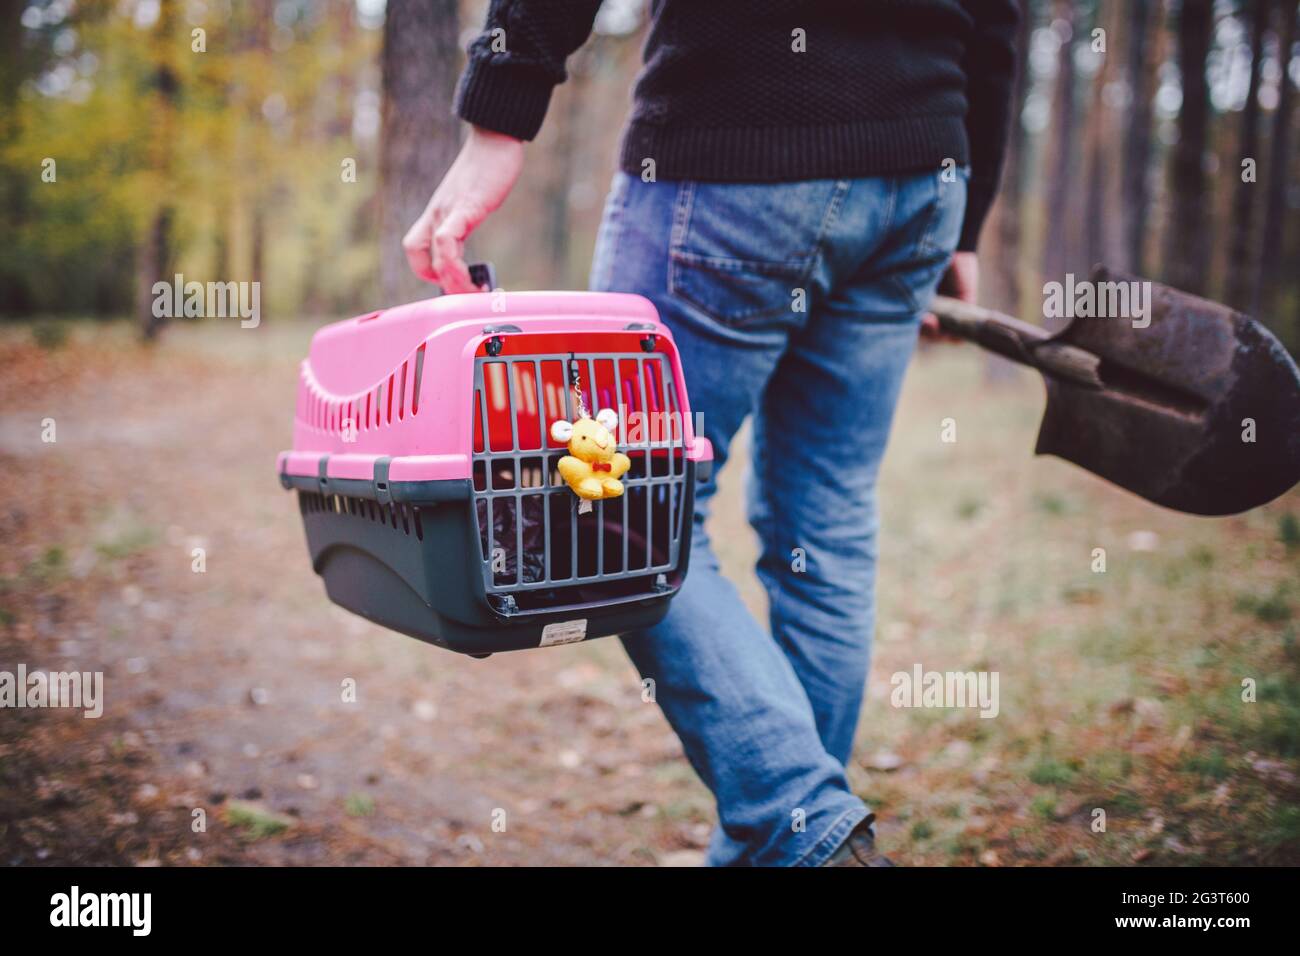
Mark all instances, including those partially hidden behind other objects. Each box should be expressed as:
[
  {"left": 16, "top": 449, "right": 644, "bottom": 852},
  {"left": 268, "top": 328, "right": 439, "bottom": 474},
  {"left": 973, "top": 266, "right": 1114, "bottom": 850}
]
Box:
[{"left": 277, "top": 291, "right": 712, "bottom": 485}]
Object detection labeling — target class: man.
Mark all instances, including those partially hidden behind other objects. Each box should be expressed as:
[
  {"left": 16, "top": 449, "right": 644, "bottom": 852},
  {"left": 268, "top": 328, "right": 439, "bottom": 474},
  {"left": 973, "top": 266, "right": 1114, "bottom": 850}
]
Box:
[{"left": 404, "top": 0, "right": 1021, "bottom": 866}]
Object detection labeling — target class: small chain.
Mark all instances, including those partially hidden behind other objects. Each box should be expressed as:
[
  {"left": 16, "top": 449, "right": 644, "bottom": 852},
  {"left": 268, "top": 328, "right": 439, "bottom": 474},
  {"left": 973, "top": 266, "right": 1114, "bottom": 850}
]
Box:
[{"left": 569, "top": 359, "right": 590, "bottom": 420}]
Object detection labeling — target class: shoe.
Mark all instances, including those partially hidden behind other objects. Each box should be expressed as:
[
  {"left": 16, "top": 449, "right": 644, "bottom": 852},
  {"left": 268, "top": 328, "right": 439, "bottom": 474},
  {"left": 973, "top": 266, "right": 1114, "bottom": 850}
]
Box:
[{"left": 820, "top": 814, "right": 896, "bottom": 867}]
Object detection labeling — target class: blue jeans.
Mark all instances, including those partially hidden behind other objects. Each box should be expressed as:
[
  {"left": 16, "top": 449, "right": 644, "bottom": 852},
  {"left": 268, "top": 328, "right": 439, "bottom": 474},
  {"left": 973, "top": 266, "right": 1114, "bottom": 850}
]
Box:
[{"left": 590, "top": 168, "right": 967, "bottom": 866}]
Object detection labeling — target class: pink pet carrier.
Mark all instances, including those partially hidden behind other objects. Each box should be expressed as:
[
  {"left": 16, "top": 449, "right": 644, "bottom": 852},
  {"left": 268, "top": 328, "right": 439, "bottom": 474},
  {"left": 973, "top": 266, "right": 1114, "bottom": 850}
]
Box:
[{"left": 277, "top": 268, "right": 713, "bottom": 656}]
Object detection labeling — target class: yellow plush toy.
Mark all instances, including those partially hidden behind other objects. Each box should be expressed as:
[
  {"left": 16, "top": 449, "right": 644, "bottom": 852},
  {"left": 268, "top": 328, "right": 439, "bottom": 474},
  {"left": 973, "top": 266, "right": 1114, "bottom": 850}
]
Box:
[{"left": 550, "top": 408, "right": 631, "bottom": 501}]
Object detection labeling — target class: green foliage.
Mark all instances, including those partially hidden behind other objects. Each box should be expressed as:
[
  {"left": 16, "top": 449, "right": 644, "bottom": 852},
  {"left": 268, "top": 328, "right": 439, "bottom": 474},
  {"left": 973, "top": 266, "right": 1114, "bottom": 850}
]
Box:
[
  {"left": 31, "top": 320, "right": 69, "bottom": 349},
  {"left": 94, "top": 524, "right": 157, "bottom": 561},
  {"left": 0, "top": 1, "right": 382, "bottom": 319},
  {"left": 1029, "top": 792, "right": 1058, "bottom": 819},
  {"left": 24, "top": 546, "right": 66, "bottom": 584},
  {"left": 1261, "top": 805, "right": 1300, "bottom": 854},
  {"left": 225, "top": 800, "right": 294, "bottom": 839},
  {"left": 1108, "top": 791, "right": 1143, "bottom": 815},
  {"left": 1178, "top": 746, "right": 1230, "bottom": 781},
  {"left": 1279, "top": 513, "right": 1300, "bottom": 552},
  {"left": 1028, "top": 756, "right": 1077, "bottom": 786},
  {"left": 344, "top": 793, "right": 376, "bottom": 817},
  {"left": 1235, "top": 584, "right": 1293, "bottom": 624},
  {"left": 1033, "top": 492, "right": 1071, "bottom": 517}
]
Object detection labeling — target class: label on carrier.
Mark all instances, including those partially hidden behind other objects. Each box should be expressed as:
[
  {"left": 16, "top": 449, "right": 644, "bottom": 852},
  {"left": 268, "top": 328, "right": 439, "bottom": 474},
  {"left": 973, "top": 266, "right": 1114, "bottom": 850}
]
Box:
[{"left": 539, "top": 619, "right": 588, "bottom": 647}]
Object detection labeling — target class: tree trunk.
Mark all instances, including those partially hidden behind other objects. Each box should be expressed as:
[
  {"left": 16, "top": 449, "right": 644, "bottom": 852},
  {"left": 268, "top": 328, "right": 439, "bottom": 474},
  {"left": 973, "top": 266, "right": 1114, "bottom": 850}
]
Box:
[
  {"left": 137, "top": 209, "right": 173, "bottom": 340},
  {"left": 0, "top": 0, "right": 23, "bottom": 122},
  {"left": 1226, "top": 0, "right": 1270, "bottom": 312},
  {"left": 981, "top": 0, "right": 1035, "bottom": 382},
  {"left": 1122, "top": 0, "right": 1160, "bottom": 275},
  {"left": 1164, "top": 0, "right": 1214, "bottom": 296},
  {"left": 989, "top": 0, "right": 1034, "bottom": 318},
  {"left": 1042, "top": 0, "right": 1078, "bottom": 325},
  {"left": 243, "top": 0, "right": 272, "bottom": 319},
  {"left": 1082, "top": 0, "right": 1123, "bottom": 271},
  {"left": 251, "top": 205, "right": 266, "bottom": 289},
  {"left": 330, "top": 1, "right": 359, "bottom": 141},
  {"left": 135, "top": 2, "right": 179, "bottom": 341},
  {"left": 1256, "top": 0, "right": 1298, "bottom": 321},
  {"left": 213, "top": 214, "right": 231, "bottom": 285},
  {"left": 0, "top": 0, "right": 32, "bottom": 313},
  {"left": 379, "top": 0, "right": 460, "bottom": 306}
]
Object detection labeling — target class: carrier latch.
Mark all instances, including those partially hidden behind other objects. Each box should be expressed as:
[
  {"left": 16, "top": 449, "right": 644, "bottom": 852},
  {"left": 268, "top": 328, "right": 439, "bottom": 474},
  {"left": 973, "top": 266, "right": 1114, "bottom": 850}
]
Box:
[
  {"left": 482, "top": 324, "right": 522, "bottom": 356},
  {"left": 373, "top": 457, "right": 393, "bottom": 505},
  {"left": 625, "top": 322, "right": 659, "bottom": 353}
]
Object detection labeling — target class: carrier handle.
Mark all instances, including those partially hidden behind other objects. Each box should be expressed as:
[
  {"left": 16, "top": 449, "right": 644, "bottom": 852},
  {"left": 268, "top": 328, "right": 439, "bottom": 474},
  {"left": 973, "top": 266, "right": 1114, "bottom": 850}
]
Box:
[{"left": 468, "top": 262, "right": 498, "bottom": 292}]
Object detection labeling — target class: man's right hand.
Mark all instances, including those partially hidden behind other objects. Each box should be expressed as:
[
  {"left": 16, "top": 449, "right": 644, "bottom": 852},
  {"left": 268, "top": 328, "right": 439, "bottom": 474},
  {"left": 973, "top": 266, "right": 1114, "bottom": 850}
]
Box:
[
  {"left": 920, "top": 251, "right": 978, "bottom": 343},
  {"left": 403, "top": 126, "right": 524, "bottom": 293}
]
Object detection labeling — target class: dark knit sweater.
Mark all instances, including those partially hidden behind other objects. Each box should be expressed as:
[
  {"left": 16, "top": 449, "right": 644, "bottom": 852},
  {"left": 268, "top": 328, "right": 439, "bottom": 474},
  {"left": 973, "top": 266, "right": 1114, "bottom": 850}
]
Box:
[{"left": 454, "top": 0, "right": 1021, "bottom": 252}]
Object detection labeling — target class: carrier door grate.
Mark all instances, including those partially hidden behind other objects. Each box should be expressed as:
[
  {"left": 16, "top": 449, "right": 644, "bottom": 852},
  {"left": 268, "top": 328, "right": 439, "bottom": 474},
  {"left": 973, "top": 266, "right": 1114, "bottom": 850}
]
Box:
[{"left": 471, "top": 351, "right": 688, "bottom": 606}]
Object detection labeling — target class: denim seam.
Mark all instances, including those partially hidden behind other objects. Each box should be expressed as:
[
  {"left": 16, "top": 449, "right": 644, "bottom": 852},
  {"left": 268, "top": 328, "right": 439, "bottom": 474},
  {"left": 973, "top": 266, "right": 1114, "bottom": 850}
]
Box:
[
  {"left": 670, "top": 250, "right": 806, "bottom": 276},
  {"left": 885, "top": 173, "right": 949, "bottom": 314},
  {"left": 878, "top": 177, "right": 930, "bottom": 314},
  {"left": 917, "top": 166, "right": 969, "bottom": 259},
  {"left": 802, "top": 179, "right": 852, "bottom": 308},
  {"left": 916, "top": 171, "right": 945, "bottom": 260},
  {"left": 669, "top": 180, "right": 697, "bottom": 253},
  {"left": 813, "top": 179, "right": 852, "bottom": 253},
  {"left": 792, "top": 804, "right": 870, "bottom": 867},
  {"left": 881, "top": 176, "right": 900, "bottom": 246},
  {"left": 664, "top": 180, "right": 697, "bottom": 307}
]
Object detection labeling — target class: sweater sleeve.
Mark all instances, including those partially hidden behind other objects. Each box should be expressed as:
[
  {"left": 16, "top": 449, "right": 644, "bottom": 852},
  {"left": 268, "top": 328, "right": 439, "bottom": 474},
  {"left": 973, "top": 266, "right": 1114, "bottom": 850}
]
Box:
[
  {"left": 454, "top": 0, "right": 605, "bottom": 141},
  {"left": 957, "top": 0, "right": 1022, "bottom": 252}
]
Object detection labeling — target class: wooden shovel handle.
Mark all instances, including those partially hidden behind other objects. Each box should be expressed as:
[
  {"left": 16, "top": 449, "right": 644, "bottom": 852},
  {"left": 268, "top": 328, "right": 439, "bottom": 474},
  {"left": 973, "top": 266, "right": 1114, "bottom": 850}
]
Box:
[
  {"left": 929, "top": 295, "right": 1103, "bottom": 389},
  {"left": 931, "top": 295, "right": 1049, "bottom": 354}
]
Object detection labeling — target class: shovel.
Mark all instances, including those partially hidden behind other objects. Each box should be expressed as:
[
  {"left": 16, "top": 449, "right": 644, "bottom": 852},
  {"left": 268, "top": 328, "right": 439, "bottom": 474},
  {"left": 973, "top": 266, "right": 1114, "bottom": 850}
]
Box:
[{"left": 929, "top": 266, "right": 1300, "bottom": 516}]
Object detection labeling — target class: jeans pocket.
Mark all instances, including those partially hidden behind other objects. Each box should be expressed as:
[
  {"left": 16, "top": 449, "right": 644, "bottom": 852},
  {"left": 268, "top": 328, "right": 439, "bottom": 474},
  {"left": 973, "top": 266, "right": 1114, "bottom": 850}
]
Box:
[
  {"left": 669, "top": 252, "right": 809, "bottom": 328},
  {"left": 667, "top": 180, "right": 834, "bottom": 329}
]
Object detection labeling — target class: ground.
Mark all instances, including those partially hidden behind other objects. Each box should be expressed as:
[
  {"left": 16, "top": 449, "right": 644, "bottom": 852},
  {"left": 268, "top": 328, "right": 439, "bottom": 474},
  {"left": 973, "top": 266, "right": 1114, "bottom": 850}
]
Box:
[{"left": 1, "top": 318, "right": 1297, "bottom": 866}]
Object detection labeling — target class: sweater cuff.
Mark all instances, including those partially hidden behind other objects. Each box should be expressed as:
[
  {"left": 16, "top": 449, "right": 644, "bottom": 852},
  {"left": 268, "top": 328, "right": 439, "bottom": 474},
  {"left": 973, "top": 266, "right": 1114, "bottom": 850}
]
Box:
[
  {"left": 958, "top": 177, "right": 997, "bottom": 252},
  {"left": 454, "top": 56, "right": 555, "bottom": 142}
]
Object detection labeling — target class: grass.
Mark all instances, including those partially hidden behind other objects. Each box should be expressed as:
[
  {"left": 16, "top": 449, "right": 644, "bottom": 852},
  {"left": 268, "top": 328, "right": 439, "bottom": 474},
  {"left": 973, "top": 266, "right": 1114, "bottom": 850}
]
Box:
[
  {"left": 94, "top": 524, "right": 158, "bottom": 561},
  {"left": 224, "top": 801, "right": 294, "bottom": 840},
  {"left": 1280, "top": 513, "right": 1300, "bottom": 552},
  {"left": 31, "top": 320, "right": 70, "bottom": 351},
  {"left": 1028, "top": 756, "right": 1077, "bottom": 786},
  {"left": 344, "top": 794, "right": 376, "bottom": 818},
  {"left": 1235, "top": 584, "right": 1293, "bottom": 624}
]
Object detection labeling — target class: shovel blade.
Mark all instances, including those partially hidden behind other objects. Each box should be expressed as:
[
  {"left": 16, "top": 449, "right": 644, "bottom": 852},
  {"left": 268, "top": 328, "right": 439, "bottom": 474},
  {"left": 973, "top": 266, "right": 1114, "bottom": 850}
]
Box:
[{"left": 1034, "top": 268, "right": 1300, "bottom": 516}]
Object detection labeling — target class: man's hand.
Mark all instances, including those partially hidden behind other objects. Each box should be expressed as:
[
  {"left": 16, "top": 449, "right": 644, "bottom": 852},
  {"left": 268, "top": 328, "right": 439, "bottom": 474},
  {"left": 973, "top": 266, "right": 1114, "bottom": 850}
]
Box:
[
  {"left": 920, "top": 251, "right": 978, "bottom": 342},
  {"left": 403, "top": 126, "right": 525, "bottom": 293}
]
